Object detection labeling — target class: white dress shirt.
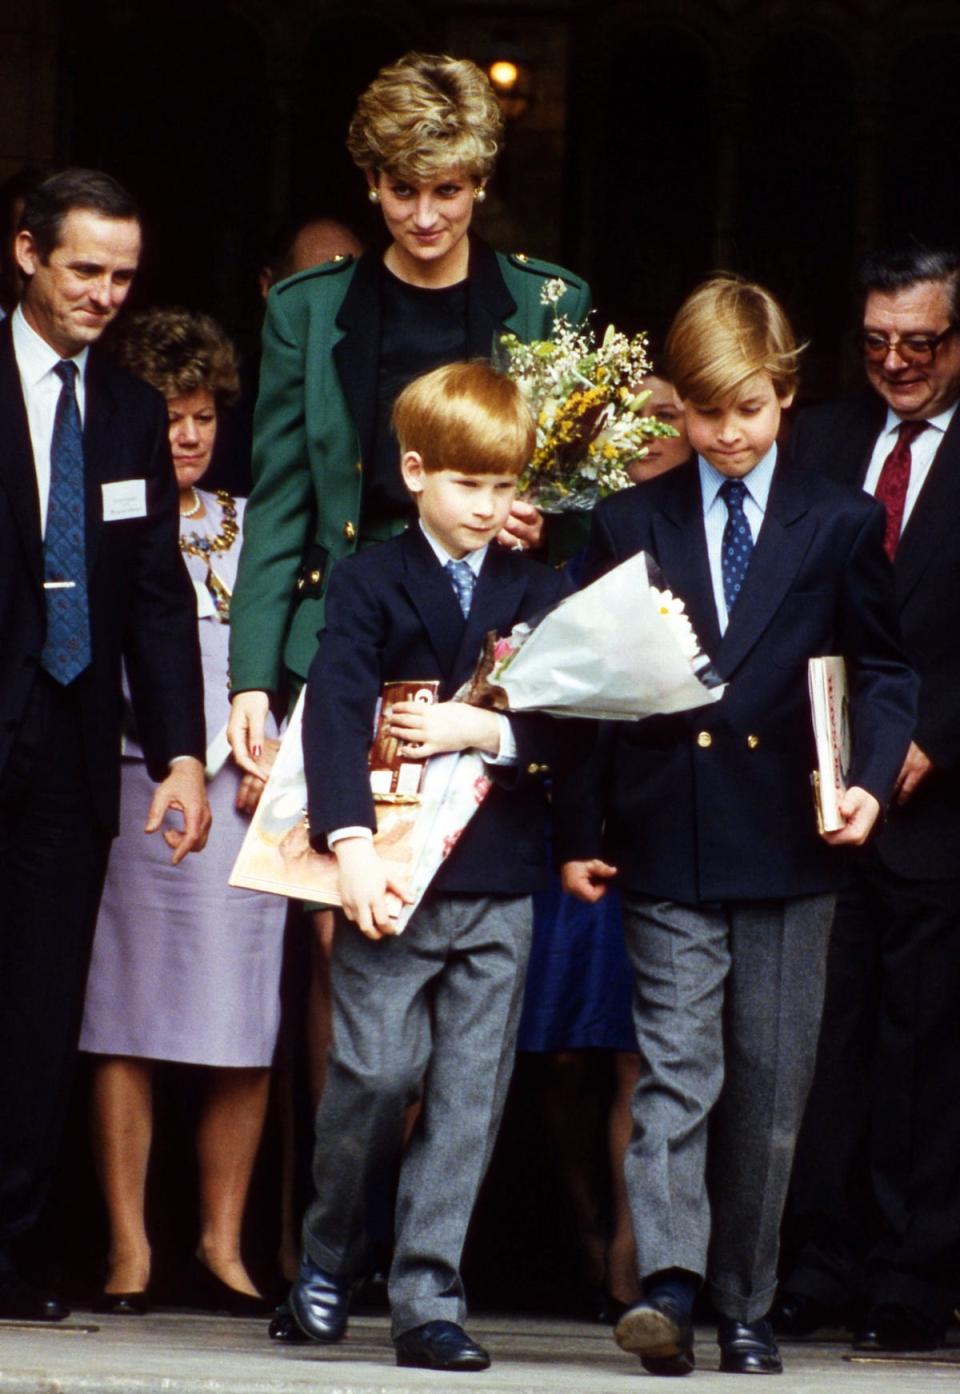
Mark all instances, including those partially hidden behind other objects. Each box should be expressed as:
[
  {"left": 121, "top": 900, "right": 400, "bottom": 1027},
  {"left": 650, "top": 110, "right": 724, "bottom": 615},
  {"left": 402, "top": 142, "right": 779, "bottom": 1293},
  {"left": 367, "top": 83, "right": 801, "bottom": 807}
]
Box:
[
  {"left": 862, "top": 402, "right": 959, "bottom": 535},
  {"left": 11, "top": 304, "right": 89, "bottom": 537},
  {"left": 698, "top": 444, "right": 777, "bottom": 635}
]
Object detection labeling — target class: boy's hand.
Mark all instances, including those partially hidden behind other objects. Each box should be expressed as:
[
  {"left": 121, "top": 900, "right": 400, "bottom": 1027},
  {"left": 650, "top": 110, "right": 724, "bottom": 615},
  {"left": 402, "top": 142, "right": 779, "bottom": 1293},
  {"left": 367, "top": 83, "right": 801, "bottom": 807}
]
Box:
[
  {"left": 334, "top": 837, "right": 412, "bottom": 939},
  {"left": 893, "top": 741, "right": 933, "bottom": 806},
  {"left": 821, "top": 786, "right": 881, "bottom": 847},
  {"left": 388, "top": 700, "right": 501, "bottom": 758},
  {"left": 561, "top": 858, "right": 618, "bottom": 902},
  {"left": 497, "top": 498, "right": 544, "bottom": 551}
]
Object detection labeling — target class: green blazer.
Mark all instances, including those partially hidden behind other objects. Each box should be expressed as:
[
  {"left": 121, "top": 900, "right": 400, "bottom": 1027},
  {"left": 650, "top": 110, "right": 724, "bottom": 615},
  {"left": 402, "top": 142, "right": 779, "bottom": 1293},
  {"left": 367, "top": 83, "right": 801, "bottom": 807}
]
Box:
[{"left": 229, "top": 236, "right": 591, "bottom": 696}]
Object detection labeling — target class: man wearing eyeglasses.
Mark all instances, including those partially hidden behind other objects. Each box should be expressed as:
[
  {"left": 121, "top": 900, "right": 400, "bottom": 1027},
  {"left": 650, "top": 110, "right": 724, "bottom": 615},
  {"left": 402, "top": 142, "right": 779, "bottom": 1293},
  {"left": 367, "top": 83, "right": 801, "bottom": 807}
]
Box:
[{"left": 775, "top": 246, "right": 960, "bottom": 1354}]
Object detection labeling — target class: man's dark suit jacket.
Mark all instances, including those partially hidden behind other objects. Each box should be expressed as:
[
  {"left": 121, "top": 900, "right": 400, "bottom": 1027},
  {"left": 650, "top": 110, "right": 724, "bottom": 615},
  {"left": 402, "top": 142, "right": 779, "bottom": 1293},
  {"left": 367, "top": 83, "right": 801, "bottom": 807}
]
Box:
[
  {"left": 554, "top": 456, "right": 917, "bottom": 904},
  {"left": 303, "top": 525, "right": 581, "bottom": 897},
  {"left": 792, "top": 397, "right": 960, "bottom": 880},
  {"left": 0, "top": 319, "right": 205, "bottom": 829}
]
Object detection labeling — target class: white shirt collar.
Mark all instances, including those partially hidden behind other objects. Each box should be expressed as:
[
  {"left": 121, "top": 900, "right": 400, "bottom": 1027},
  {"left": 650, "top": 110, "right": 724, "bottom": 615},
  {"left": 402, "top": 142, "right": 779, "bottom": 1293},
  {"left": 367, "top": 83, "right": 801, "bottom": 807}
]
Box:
[
  {"left": 881, "top": 400, "right": 959, "bottom": 438},
  {"left": 11, "top": 303, "right": 89, "bottom": 385},
  {"left": 698, "top": 441, "right": 778, "bottom": 513},
  {"left": 418, "top": 519, "right": 488, "bottom": 575}
]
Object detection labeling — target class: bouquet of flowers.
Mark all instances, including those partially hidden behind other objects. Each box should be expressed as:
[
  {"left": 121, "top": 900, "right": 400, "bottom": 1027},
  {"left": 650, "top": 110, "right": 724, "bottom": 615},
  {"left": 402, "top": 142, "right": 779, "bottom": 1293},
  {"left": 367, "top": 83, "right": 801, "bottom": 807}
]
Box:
[
  {"left": 495, "top": 279, "right": 678, "bottom": 512},
  {"left": 459, "top": 551, "right": 724, "bottom": 721},
  {"left": 231, "top": 554, "right": 721, "bottom": 932}
]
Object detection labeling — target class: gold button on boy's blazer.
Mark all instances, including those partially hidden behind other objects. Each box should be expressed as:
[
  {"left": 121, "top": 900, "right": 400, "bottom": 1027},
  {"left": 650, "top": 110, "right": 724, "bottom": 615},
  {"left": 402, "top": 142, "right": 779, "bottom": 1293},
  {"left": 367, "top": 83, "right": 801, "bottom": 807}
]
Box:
[{"left": 696, "top": 730, "right": 713, "bottom": 749}]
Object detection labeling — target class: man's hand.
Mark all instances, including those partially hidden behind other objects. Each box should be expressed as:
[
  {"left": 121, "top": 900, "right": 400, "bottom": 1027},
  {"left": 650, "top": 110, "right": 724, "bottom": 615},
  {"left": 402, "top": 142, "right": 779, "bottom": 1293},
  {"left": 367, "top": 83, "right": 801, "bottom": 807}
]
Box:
[
  {"left": 497, "top": 498, "right": 544, "bottom": 552},
  {"left": 145, "top": 756, "right": 212, "bottom": 864},
  {"left": 334, "top": 837, "right": 412, "bottom": 939},
  {"left": 388, "top": 700, "right": 501, "bottom": 758},
  {"left": 235, "top": 737, "right": 281, "bottom": 816},
  {"left": 561, "top": 858, "right": 619, "bottom": 902},
  {"left": 227, "top": 690, "right": 272, "bottom": 778},
  {"left": 821, "top": 785, "right": 881, "bottom": 847},
  {"left": 893, "top": 741, "right": 933, "bottom": 806}
]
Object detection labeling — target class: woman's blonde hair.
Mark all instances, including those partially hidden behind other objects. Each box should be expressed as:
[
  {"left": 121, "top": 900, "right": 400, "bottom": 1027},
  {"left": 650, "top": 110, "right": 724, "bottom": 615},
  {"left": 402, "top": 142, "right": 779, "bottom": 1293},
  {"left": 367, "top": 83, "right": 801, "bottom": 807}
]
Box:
[
  {"left": 393, "top": 360, "right": 534, "bottom": 476},
  {"left": 113, "top": 306, "right": 239, "bottom": 404},
  {"left": 665, "top": 274, "right": 803, "bottom": 404},
  {"left": 347, "top": 52, "right": 504, "bottom": 182}
]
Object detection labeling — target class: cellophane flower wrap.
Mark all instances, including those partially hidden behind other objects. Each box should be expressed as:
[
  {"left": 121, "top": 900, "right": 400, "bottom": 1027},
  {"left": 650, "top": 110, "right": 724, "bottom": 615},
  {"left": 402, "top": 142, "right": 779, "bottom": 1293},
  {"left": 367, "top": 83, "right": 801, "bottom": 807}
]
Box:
[
  {"left": 494, "top": 278, "right": 679, "bottom": 512},
  {"left": 460, "top": 552, "right": 724, "bottom": 721}
]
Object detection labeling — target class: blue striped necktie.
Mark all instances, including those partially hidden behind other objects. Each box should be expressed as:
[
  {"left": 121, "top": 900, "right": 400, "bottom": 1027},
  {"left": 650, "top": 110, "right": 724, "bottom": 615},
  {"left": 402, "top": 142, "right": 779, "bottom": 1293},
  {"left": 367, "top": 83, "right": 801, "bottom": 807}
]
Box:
[
  {"left": 41, "top": 359, "right": 92, "bottom": 684},
  {"left": 719, "top": 478, "right": 754, "bottom": 616}
]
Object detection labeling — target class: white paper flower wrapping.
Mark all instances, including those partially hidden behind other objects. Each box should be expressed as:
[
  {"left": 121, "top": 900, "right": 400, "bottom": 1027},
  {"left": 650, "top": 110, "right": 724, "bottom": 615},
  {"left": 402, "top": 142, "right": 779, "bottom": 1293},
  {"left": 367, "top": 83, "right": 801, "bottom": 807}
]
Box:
[{"left": 485, "top": 551, "right": 724, "bottom": 720}]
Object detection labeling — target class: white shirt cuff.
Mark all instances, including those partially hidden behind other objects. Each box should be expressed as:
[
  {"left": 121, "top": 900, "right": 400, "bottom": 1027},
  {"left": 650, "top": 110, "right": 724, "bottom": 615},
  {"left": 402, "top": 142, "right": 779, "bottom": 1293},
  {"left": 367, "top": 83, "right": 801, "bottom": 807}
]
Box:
[
  {"left": 328, "top": 825, "right": 374, "bottom": 847},
  {"left": 485, "top": 714, "right": 518, "bottom": 767}
]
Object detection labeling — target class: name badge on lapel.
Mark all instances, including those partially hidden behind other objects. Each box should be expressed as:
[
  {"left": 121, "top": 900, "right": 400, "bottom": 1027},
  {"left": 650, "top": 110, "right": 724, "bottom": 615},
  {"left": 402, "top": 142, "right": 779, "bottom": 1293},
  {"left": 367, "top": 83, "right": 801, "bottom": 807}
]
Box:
[{"left": 102, "top": 479, "right": 147, "bottom": 521}]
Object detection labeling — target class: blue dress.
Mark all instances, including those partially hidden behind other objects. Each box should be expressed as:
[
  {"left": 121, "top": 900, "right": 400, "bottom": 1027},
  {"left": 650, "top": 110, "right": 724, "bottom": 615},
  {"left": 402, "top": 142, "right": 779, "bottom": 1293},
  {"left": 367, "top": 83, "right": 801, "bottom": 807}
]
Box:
[{"left": 518, "top": 875, "right": 636, "bottom": 1053}]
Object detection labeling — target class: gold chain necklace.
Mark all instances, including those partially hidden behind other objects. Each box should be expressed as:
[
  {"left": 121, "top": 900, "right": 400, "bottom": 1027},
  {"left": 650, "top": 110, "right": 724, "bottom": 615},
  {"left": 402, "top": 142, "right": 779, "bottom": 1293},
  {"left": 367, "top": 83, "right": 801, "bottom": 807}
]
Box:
[{"left": 179, "top": 490, "right": 238, "bottom": 623}]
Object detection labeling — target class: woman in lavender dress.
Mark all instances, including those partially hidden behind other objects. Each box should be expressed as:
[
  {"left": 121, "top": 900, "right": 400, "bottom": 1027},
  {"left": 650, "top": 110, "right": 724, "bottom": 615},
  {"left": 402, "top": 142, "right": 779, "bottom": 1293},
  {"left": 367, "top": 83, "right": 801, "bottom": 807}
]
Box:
[{"left": 79, "top": 309, "right": 285, "bottom": 1315}]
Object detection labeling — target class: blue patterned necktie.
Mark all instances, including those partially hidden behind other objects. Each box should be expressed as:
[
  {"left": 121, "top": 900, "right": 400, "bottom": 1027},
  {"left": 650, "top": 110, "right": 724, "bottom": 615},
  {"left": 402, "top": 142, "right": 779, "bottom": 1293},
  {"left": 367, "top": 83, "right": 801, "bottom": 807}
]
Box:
[
  {"left": 41, "top": 360, "right": 91, "bottom": 684},
  {"left": 719, "top": 478, "right": 754, "bottom": 617},
  {"left": 445, "top": 557, "right": 477, "bottom": 617}
]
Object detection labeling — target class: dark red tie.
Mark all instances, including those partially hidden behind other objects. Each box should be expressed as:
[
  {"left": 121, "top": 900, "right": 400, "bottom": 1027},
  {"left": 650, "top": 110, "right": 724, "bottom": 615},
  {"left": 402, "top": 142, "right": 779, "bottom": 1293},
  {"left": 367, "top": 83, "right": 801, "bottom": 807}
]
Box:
[{"left": 874, "top": 419, "right": 928, "bottom": 560}]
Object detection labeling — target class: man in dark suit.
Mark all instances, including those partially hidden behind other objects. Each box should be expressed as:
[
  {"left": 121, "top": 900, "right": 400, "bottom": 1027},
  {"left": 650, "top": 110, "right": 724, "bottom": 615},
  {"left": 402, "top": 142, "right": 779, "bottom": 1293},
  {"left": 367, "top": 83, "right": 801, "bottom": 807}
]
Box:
[
  {"left": 558, "top": 276, "right": 916, "bottom": 1378},
  {"left": 0, "top": 168, "right": 210, "bottom": 1320},
  {"left": 776, "top": 246, "right": 960, "bottom": 1351}
]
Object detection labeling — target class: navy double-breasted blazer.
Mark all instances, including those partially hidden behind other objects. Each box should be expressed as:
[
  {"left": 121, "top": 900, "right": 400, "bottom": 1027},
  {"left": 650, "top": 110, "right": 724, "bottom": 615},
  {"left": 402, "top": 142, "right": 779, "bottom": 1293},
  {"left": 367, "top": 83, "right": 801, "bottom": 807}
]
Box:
[
  {"left": 554, "top": 455, "right": 917, "bottom": 903},
  {"left": 303, "top": 525, "right": 587, "bottom": 897}
]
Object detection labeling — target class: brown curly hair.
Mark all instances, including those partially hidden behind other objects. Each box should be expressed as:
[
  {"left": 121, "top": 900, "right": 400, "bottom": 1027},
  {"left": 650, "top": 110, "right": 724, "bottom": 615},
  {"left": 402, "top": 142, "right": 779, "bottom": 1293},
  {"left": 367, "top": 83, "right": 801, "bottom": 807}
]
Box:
[
  {"left": 346, "top": 52, "right": 504, "bottom": 182},
  {"left": 113, "top": 306, "right": 240, "bottom": 404}
]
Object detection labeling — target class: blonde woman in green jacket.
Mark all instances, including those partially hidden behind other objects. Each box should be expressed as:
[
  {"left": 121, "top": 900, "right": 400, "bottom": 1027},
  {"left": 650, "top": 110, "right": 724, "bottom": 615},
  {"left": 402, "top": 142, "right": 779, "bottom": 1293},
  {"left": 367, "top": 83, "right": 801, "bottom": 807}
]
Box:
[{"left": 227, "top": 51, "right": 590, "bottom": 773}]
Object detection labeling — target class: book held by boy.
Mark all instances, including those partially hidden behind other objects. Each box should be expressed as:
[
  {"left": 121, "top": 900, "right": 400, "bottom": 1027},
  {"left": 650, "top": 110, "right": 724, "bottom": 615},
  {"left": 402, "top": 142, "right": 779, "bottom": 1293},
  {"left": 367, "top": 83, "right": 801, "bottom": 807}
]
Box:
[{"left": 808, "top": 656, "right": 851, "bottom": 834}]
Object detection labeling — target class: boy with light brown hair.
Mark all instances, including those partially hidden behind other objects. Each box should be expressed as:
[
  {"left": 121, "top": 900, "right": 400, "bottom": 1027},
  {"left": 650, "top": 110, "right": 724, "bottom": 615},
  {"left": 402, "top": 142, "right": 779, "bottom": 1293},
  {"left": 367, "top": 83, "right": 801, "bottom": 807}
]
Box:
[{"left": 557, "top": 275, "right": 916, "bottom": 1376}]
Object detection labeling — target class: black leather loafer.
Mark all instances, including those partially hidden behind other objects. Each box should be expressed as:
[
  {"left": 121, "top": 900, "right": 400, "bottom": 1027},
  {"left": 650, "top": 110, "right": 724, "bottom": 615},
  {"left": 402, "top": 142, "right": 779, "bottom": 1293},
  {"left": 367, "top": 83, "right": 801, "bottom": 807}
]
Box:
[
  {"left": 850, "top": 1318, "right": 881, "bottom": 1351},
  {"left": 268, "top": 1299, "right": 310, "bottom": 1343},
  {"left": 0, "top": 1275, "right": 70, "bottom": 1322},
  {"left": 770, "top": 1290, "right": 841, "bottom": 1337},
  {"left": 288, "top": 1256, "right": 350, "bottom": 1343},
  {"left": 394, "top": 1320, "right": 491, "bottom": 1371},
  {"left": 870, "top": 1302, "right": 945, "bottom": 1352},
  {"left": 615, "top": 1296, "right": 695, "bottom": 1376},
  {"left": 717, "top": 1316, "right": 783, "bottom": 1374}
]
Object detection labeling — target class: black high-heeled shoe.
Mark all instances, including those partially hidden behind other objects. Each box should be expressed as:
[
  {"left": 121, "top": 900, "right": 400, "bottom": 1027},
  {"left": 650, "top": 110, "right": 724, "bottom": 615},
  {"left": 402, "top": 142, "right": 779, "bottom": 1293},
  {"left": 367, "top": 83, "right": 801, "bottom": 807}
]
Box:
[
  {"left": 188, "top": 1258, "right": 273, "bottom": 1317},
  {"left": 92, "top": 1289, "right": 149, "bottom": 1316}
]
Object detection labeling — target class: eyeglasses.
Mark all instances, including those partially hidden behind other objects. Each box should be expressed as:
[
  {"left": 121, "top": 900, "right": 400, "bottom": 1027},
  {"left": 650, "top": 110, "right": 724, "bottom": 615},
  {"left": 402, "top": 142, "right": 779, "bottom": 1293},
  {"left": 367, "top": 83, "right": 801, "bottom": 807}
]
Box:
[{"left": 860, "top": 325, "right": 957, "bottom": 364}]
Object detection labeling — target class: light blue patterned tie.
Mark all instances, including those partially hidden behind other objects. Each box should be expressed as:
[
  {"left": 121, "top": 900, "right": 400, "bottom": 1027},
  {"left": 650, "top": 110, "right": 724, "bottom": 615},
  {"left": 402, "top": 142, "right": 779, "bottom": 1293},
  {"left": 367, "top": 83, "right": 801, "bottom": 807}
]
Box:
[
  {"left": 41, "top": 360, "right": 91, "bottom": 684},
  {"left": 445, "top": 557, "right": 477, "bottom": 617},
  {"left": 719, "top": 478, "right": 754, "bottom": 617}
]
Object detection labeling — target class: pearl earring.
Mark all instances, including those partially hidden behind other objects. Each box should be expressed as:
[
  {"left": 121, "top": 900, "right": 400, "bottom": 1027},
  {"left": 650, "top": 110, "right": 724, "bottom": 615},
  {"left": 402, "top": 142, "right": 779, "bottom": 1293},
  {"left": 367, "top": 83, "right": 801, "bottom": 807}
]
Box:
[
  {"left": 368, "top": 188, "right": 381, "bottom": 204},
  {"left": 473, "top": 186, "right": 487, "bottom": 203}
]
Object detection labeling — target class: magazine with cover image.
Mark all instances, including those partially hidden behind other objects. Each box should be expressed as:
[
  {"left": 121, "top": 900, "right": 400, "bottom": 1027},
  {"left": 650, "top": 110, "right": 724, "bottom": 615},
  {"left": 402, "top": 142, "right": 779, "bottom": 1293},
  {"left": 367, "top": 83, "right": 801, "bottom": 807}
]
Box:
[{"left": 229, "top": 682, "right": 491, "bottom": 934}]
